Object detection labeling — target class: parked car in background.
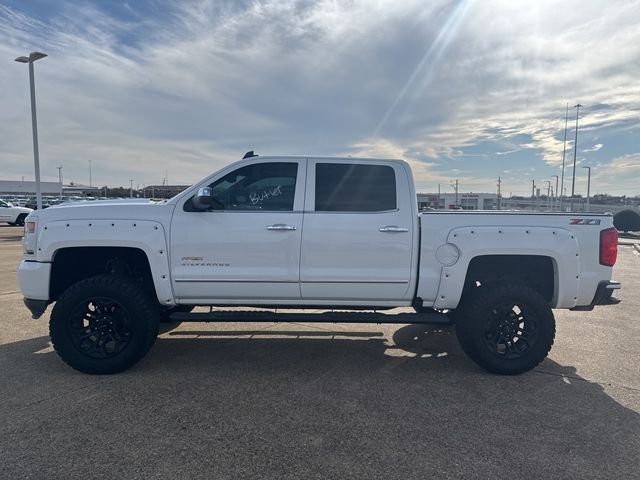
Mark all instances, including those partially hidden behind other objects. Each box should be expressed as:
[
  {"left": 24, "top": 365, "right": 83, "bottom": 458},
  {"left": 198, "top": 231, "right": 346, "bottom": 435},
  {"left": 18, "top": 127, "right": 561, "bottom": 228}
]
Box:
[
  {"left": 0, "top": 199, "right": 32, "bottom": 225},
  {"left": 24, "top": 197, "right": 52, "bottom": 210}
]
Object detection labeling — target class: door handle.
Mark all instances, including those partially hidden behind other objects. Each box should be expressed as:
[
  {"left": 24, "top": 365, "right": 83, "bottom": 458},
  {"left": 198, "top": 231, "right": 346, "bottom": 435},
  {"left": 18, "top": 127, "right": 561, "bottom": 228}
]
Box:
[
  {"left": 379, "top": 225, "right": 409, "bottom": 233},
  {"left": 266, "top": 224, "right": 297, "bottom": 231}
]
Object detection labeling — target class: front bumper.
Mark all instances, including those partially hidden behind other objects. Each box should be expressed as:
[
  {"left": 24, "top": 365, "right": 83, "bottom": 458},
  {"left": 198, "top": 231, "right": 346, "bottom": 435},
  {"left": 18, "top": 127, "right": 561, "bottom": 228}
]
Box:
[
  {"left": 23, "top": 298, "right": 50, "bottom": 319},
  {"left": 18, "top": 260, "right": 51, "bottom": 302},
  {"left": 571, "top": 280, "right": 621, "bottom": 311}
]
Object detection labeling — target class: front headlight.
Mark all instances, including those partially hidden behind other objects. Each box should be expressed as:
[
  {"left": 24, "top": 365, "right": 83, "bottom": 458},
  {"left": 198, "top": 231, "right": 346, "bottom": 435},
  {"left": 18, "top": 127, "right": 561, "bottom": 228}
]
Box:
[{"left": 23, "top": 217, "right": 38, "bottom": 255}]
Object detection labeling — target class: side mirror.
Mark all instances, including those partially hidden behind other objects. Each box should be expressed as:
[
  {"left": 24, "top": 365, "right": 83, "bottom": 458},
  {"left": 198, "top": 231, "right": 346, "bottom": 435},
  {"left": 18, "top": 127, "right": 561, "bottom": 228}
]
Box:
[
  {"left": 192, "top": 187, "right": 224, "bottom": 211},
  {"left": 192, "top": 187, "right": 213, "bottom": 210}
]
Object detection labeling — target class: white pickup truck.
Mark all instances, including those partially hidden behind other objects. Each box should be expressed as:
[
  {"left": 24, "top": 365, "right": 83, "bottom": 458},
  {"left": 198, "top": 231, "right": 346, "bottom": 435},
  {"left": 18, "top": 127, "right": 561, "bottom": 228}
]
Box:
[
  {"left": 0, "top": 199, "right": 32, "bottom": 226},
  {"left": 18, "top": 155, "right": 621, "bottom": 375}
]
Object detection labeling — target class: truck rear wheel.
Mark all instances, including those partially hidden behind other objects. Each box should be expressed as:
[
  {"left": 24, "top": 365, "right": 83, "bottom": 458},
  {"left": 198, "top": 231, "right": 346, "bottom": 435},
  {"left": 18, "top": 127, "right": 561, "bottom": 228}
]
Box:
[
  {"left": 455, "top": 283, "right": 555, "bottom": 375},
  {"left": 50, "top": 275, "right": 160, "bottom": 374}
]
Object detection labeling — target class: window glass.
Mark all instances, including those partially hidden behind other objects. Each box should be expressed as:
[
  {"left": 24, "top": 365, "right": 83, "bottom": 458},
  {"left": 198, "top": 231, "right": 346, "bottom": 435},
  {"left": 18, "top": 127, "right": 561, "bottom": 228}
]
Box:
[
  {"left": 0, "top": 200, "right": 7, "bottom": 207},
  {"left": 315, "top": 163, "right": 397, "bottom": 212},
  {"left": 188, "top": 162, "right": 298, "bottom": 211}
]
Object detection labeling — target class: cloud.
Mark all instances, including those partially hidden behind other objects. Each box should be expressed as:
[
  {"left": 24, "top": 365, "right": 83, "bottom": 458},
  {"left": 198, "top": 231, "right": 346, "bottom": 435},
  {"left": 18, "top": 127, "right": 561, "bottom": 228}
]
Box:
[
  {"left": 583, "top": 144, "right": 603, "bottom": 152},
  {"left": 0, "top": 0, "right": 639, "bottom": 196}
]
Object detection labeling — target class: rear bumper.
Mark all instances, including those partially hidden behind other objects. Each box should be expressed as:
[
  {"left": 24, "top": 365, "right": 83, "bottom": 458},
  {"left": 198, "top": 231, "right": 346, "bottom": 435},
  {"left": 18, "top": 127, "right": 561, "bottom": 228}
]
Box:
[{"left": 570, "top": 280, "right": 621, "bottom": 311}]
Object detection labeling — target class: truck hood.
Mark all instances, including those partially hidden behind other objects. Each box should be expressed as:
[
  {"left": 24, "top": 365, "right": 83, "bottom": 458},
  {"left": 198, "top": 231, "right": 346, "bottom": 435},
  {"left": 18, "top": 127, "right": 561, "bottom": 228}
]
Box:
[{"left": 29, "top": 199, "right": 175, "bottom": 224}]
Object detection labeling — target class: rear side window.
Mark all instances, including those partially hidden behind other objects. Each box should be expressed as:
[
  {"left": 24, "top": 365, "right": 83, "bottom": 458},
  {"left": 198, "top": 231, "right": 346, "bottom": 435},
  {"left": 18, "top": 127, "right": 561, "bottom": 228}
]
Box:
[{"left": 315, "top": 163, "right": 397, "bottom": 212}]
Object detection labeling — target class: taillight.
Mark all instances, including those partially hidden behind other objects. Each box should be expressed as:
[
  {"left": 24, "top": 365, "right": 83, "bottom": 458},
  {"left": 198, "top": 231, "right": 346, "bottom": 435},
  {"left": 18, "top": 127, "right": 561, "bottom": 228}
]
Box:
[{"left": 599, "top": 227, "right": 618, "bottom": 267}]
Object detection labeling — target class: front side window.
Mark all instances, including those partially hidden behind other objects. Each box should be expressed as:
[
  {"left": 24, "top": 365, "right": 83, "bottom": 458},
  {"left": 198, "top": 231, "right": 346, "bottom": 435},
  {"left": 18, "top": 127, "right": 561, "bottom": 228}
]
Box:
[
  {"left": 0, "top": 200, "right": 7, "bottom": 207},
  {"left": 187, "top": 162, "right": 298, "bottom": 211},
  {"left": 315, "top": 163, "right": 397, "bottom": 212}
]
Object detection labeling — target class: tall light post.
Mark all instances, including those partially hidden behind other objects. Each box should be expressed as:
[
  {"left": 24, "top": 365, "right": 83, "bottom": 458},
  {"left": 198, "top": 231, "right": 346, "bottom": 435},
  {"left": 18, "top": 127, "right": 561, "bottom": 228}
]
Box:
[
  {"left": 56, "top": 166, "right": 63, "bottom": 200},
  {"left": 570, "top": 103, "right": 583, "bottom": 199},
  {"left": 559, "top": 103, "right": 569, "bottom": 211},
  {"left": 551, "top": 175, "right": 559, "bottom": 211},
  {"left": 89, "top": 159, "right": 92, "bottom": 187},
  {"left": 15, "top": 51, "right": 47, "bottom": 210},
  {"left": 450, "top": 179, "right": 459, "bottom": 207},
  {"left": 544, "top": 180, "right": 551, "bottom": 210},
  {"left": 582, "top": 166, "right": 591, "bottom": 212},
  {"left": 531, "top": 179, "right": 536, "bottom": 211}
]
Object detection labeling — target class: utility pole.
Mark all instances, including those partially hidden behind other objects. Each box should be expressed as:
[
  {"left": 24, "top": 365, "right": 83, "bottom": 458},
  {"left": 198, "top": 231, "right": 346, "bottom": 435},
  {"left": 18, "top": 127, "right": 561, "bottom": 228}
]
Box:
[
  {"left": 531, "top": 179, "right": 536, "bottom": 210},
  {"left": 497, "top": 176, "right": 501, "bottom": 210},
  {"left": 571, "top": 103, "right": 583, "bottom": 198},
  {"left": 88, "top": 159, "right": 92, "bottom": 187},
  {"left": 450, "top": 179, "right": 459, "bottom": 207},
  {"left": 56, "top": 166, "right": 63, "bottom": 200},
  {"left": 437, "top": 183, "right": 441, "bottom": 210},
  {"left": 545, "top": 180, "right": 551, "bottom": 210},
  {"left": 582, "top": 166, "right": 591, "bottom": 212},
  {"left": 130, "top": 179, "right": 133, "bottom": 198},
  {"left": 551, "top": 175, "right": 559, "bottom": 211},
  {"left": 559, "top": 103, "right": 569, "bottom": 211}
]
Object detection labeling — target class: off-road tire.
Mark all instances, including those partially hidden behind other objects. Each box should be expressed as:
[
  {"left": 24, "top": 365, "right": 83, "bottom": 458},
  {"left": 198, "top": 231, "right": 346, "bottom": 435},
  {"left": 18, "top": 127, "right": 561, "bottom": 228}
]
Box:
[
  {"left": 50, "top": 275, "right": 160, "bottom": 374},
  {"left": 455, "top": 283, "right": 555, "bottom": 375}
]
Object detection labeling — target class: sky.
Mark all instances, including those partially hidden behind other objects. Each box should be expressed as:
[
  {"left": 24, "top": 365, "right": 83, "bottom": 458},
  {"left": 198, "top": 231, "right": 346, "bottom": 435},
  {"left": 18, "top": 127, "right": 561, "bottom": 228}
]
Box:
[{"left": 1, "top": 0, "right": 639, "bottom": 196}]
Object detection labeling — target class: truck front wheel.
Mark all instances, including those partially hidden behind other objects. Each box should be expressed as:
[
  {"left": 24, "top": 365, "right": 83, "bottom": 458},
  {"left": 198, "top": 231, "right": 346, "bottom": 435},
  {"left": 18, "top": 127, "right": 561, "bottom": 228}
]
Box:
[
  {"left": 455, "top": 283, "right": 555, "bottom": 375},
  {"left": 50, "top": 275, "right": 160, "bottom": 374}
]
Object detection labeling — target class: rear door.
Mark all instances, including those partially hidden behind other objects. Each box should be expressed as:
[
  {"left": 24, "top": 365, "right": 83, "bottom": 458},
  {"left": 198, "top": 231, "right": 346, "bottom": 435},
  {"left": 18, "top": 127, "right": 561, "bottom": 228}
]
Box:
[{"left": 300, "top": 160, "right": 415, "bottom": 301}]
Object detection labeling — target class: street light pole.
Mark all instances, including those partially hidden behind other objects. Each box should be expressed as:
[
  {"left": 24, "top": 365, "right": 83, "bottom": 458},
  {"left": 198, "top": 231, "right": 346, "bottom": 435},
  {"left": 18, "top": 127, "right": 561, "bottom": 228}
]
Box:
[
  {"left": 559, "top": 103, "right": 569, "bottom": 211},
  {"left": 450, "top": 179, "right": 459, "bottom": 207},
  {"left": 56, "top": 166, "right": 63, "bottom": 200},
  {"left": 551, "top": 175, "right": 558, "bottom": 211},
  {"left": 570, "top": 103, "right": 583, "bottom": 198},
  {"left": 531, "top": 179, "right": 536, "bottom": 211},
  {"left": 582, "top": 166, "right": 591, "bottom": 212},
  {"left": 544, "top": 181, "right": 551, "bottom": 210},
  {"left": 15, "top": 52, "right": 47, "bottom": 210},
  {"left": 89, "top": 159, "right": 92, "bottom": 188}
]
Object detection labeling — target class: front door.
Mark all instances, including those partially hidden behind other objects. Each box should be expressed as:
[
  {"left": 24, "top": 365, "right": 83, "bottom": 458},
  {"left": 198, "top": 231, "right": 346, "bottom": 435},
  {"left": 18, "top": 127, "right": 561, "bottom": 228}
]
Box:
[
  {"left": 171, "top": 159, "right": 306, "bottom": 303},
  {"left": 0, "top": 200, "right": 11, "bottom": 222}
]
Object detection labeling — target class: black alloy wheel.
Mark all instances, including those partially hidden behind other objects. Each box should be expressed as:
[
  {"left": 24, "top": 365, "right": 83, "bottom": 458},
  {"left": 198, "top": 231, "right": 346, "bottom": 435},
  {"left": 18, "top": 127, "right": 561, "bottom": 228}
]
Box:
[
  {"left": 50, "top": 275, "right": 159, "bottom": 374},
  {"left": 455, "top": 283, "right": 555, "bottom": 375},
  {"left": 481, "top": 301, "right": 540, "bottom": 359},
  {"left": 68, "top": 297, "right": 133, "bottom": 359}
]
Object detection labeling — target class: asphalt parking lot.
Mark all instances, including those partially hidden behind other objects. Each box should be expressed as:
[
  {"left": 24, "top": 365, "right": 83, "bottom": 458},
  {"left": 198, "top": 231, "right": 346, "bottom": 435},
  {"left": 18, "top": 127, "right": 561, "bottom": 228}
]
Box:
[{"left": 1, "top": 224, "right": 638, "bottom": 480}]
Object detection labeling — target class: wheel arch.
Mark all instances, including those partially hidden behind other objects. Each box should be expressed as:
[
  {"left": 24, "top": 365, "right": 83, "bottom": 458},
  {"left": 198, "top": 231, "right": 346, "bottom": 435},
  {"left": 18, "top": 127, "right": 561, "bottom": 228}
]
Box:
[
  {"left": 460, "top": 254, "right": 557, "bottom": 303},
  {"left": 433, "top": 226, "right": 580, "bottom": 309},
  {"left": 40, "top": 220, "right": 174, "bottom": 306}
]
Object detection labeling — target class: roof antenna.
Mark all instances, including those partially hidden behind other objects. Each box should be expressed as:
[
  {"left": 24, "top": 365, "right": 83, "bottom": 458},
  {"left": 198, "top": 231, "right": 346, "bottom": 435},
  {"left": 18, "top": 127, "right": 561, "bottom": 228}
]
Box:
[{"left": 242, "top": 150, "right": 257, "bottom": 159}]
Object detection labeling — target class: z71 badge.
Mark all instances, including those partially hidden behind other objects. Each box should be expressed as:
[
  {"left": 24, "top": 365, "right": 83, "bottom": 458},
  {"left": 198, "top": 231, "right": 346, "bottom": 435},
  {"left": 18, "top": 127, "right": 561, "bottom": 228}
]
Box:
[{"left": 570, "top": 218, "right": 601, "bottom": 225}]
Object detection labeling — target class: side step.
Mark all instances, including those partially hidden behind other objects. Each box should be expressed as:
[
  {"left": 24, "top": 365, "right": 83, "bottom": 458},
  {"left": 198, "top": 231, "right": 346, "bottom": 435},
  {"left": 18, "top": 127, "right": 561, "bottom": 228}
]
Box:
[{"left": 169, "top": 309, "right": 453, "bottom": 325}]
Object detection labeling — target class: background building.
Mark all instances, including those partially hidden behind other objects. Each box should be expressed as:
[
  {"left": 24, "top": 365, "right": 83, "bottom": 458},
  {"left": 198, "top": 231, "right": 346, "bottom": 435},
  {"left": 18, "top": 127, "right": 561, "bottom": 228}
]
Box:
[
  {"left": 0, "top": 180, "right": 62, "bottom": 195},
  {"left": 417, "top": 192, "right": 499, "bottom": 210}
]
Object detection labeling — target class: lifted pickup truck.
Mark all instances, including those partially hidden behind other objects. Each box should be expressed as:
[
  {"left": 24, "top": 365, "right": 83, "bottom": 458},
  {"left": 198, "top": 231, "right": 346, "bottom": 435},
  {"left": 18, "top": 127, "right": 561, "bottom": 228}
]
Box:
[{"left": 18, "top": 155, "right": 620, "bottom": 375}]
